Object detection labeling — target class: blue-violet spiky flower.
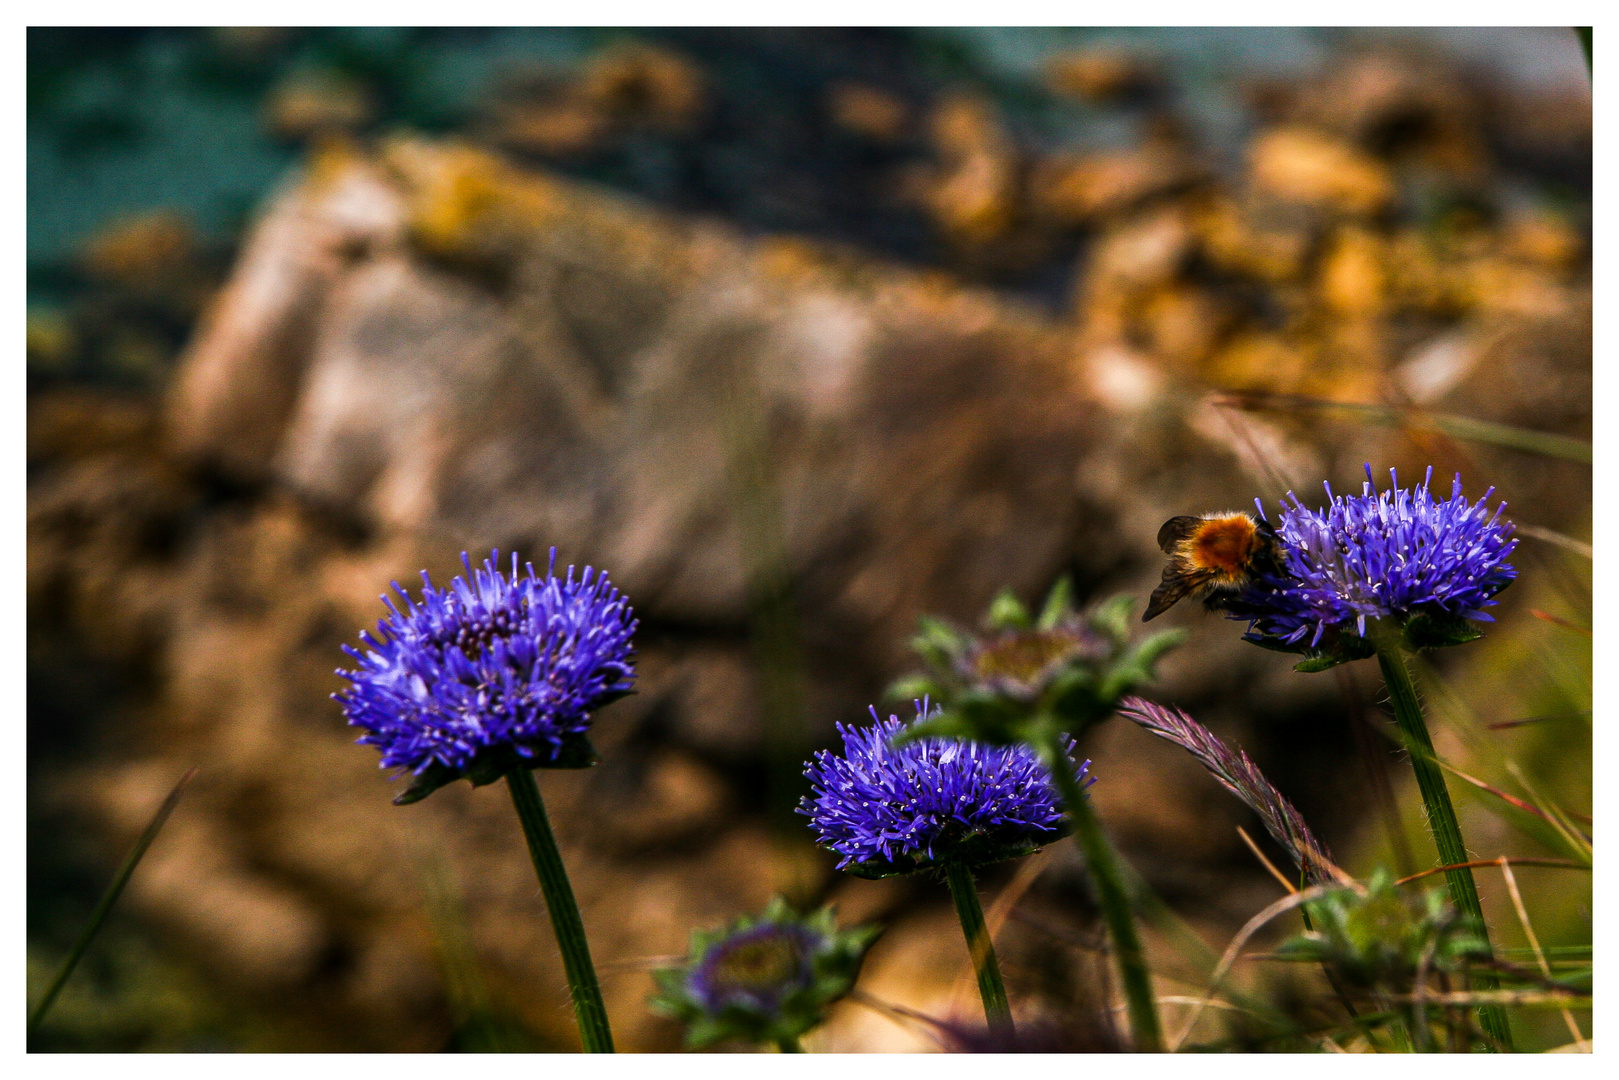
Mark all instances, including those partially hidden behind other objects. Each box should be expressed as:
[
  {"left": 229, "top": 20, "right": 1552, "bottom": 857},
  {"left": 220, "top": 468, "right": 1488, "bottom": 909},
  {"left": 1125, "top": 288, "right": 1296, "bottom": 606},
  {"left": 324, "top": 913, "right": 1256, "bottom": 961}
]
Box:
[
  {"left": 649, "top": 899, "right": 879, "bottom": 1049},
  {"left": 336, "top": 549, "right": 636, "bottom": 804},
  {"left": 798, "top": 703, "right": 1087, "bottom": 878},
  {"left": 1234, "top": 466, "right": 1516, "bottom": 661}
]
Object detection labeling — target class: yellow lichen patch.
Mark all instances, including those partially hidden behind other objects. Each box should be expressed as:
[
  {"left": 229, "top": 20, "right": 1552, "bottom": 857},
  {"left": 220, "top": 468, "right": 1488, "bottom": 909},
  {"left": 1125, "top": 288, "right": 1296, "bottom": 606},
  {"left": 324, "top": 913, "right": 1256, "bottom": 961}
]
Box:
[
  {"left": 383, "top": 139, "right": 565, "bottom": 261},
  {"left": 1249, "top": 127, "right": 1394, "bottom": 216}
]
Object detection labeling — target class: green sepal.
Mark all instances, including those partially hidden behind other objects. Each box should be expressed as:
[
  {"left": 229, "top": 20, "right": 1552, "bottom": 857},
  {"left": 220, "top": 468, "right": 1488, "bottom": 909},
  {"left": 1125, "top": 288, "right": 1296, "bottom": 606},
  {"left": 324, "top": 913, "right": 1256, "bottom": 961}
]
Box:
[
  {"left": 1401, "top": 610, "right": 1485, "bottom": 652},
  {"left": 1291, "top": 653, "right": 1350, "bottom": 673},
  {"left": 910, "top": 616, "right": 969, "bottom": 671},
  {"left": 984, "top": 589, "right": 1033, "bottom": 632},
  {"left": 1242, "top": 627, "right": 1377, "bottom": 673},
  {"left": 1098, "top": 626, "right": 1187, "bottom": 701},
  {"left": 391, "top": 731, "right": 600, "bottom": 805},
  {"left": 838, "top": 825, "right": 1070, "bottom": 880},
  {"left": 1037, "top": 575, "right": 1075, "bottom": 630},
  {"left": 1087, "top": 592, "right": 1137, "bottom": 646}
]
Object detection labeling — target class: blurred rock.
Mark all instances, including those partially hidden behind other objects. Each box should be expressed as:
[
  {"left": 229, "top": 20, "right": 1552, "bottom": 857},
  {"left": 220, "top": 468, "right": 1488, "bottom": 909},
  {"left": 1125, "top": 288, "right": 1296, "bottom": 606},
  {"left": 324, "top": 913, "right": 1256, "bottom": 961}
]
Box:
[
  {"left": 1029, "top": 143, "right": 1196, "bottom": 225},
  {"left": 488, "top": 43, "right": 706, "bottom": 158},
  {"left": 1045, "top": 48, "right": 1161, "bottom": 104},
  {"left": 1319, "top": 225, "right": 1388, "bottom": 318},
  {"left": 1282, "top": 51, "right": 1486, "bottom": 176},
  {"left": 909, "top": 94, "right": 1024, "bottom": 260},
  {"left": 81, "top": 211, "right": 202, "bottom": 293},
  {"left": 28, "top": 36, "right": 1592, "bottom": 1052},
  {"left": 827, "top": 82, "right": 910, "bottom": 142},
  {"left": 265, "top": 71, "right": 375, "bottom": 142},
  {"left": 26, "top": 308, "right": 77, "bottom": 375}
]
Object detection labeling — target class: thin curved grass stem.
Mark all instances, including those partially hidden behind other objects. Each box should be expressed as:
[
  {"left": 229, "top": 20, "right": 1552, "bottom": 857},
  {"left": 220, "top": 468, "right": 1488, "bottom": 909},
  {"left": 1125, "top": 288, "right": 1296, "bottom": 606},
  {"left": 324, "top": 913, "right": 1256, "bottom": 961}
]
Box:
[{"left": 28, "top": 768, "right": 195, "bottom": 1037}]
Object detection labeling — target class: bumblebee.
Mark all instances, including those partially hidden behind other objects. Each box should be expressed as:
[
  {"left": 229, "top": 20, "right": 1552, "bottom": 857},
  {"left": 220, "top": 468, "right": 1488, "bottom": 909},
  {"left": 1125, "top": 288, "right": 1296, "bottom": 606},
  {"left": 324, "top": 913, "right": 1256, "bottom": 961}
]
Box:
[{"left": 1143, "top": 511, "right": 1281, "bottom": 622}]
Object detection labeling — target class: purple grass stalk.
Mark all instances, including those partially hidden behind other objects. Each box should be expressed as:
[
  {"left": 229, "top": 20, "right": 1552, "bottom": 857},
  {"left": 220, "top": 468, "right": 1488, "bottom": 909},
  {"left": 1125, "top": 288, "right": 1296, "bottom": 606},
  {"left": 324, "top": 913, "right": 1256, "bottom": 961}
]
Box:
[{"left": 1117, "top": 697, "right": 1336, "bottom": 885}]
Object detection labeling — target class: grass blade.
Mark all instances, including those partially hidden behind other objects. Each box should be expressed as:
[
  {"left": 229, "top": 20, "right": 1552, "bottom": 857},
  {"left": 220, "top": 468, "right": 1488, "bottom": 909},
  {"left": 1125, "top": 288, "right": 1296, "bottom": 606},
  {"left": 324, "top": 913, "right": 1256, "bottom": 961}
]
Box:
[
  {"left": 1529, "top": 609, "right": 1592, "bottom": 637},
  {"left": 1497, "top": 858, "right": 1589, "bottom": 1051},
  {"left": 1503, "top": 760, "right": 1592, "bottom": 863},
  {"left": 1212, "top": 391, "right": 1592, "bottom": 463},
  {"left": 1394, "top": 858, "right": 1589, "bottom": 886},
  {"left": 1514, "top": 524, "right": 1593, "bottom": 560},
  {"left": 28, "top": 767, "right": 196, "bottom": 1035}
]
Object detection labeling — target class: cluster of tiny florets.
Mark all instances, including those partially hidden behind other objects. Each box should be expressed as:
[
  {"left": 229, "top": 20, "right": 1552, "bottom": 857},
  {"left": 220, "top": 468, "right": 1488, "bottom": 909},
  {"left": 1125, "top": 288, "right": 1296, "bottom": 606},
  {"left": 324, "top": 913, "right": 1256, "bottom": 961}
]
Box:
[
  {"left": 1239, "top": 466, "right": 1517, "bottom": 647},
  {"left": 961, "top": 623, "right": 1109, "bottom": 702},
  {"left": 335, "top": 549, "right": 636, "bottom": 777},
  {"left": 798, "top": 705, "right": 1083, "bottom": 874},
  {"left": 688, "top": 922, "right": 821, "bottom": 1016}
]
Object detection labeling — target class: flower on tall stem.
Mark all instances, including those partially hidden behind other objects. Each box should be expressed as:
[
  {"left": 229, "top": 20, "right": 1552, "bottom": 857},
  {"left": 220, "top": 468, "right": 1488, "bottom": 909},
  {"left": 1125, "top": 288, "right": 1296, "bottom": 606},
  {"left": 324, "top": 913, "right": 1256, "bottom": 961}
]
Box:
[
  {"left": 1228, "top": 465, "right": 1516, "bottom": 671},
  {"left": 799, "top": 703, "right": 1084, "bottom": 879},
  {"left": 880, "top": 580, "right": 1182, "bottom": 1051},
  {"left": 336, "top": 549, "right": 635, "bottom": 1053},
  {"left": 800, "top": 701, "right": 1088, "bottom": 1037},
  {"left": 336, "top": 549, "right": 636, "bottom": 804},
  {"left": 1212, "top": 467, "right": 1517, "bottom": 1050},
  {"left": 650, "top": 898, "right": 878, "bottom": 1051}
]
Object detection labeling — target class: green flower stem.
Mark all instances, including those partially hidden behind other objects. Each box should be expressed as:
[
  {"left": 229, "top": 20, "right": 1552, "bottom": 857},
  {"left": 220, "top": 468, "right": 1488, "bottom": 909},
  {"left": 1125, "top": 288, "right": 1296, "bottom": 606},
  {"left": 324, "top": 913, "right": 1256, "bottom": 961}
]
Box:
[
  {"left": 1375, "top": 643, "right": 1512, "bottom": 1052},
  {"left": 776, "top": 1035, "right": 804, "bottom": 1052},
  {"left": 1042, "top": 736, "right": 1164, "bottom": 1052},
  {"left": 944, "top": 860, "right": 1014, "bottom": 1037},
  {"left": 506, "top": 768, "right": 615, "bottom": 1053}
]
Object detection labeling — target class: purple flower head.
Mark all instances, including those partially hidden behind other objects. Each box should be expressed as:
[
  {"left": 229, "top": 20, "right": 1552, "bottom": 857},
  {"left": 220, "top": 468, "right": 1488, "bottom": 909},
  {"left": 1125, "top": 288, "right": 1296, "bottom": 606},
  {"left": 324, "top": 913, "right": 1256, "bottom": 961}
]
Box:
[
  {"left": 1236, "top": 466, "right": 1516, "bottom": 654},
  {"left": 336, "top": 549, "right": 636, "bottom": 803},
  {"left": 688, "top": 922, "right": 820, "bottom": 1016},
  {"left": 798, "top": 703, "right": 1087, "bottom": 878}
]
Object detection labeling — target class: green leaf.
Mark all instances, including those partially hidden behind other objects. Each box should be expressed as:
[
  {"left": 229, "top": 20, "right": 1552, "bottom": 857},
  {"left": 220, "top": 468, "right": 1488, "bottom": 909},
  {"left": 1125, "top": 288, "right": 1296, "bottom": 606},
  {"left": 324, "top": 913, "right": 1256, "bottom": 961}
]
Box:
[
  {"left": 394, "top": 762, "right": 462, "bottom": 805},
  {"left": 1243, "top": 628, "right": 1375, "bottom": 672},
  {"left": 1245, "top": 633, "right": 1311, "bottom": 657}
]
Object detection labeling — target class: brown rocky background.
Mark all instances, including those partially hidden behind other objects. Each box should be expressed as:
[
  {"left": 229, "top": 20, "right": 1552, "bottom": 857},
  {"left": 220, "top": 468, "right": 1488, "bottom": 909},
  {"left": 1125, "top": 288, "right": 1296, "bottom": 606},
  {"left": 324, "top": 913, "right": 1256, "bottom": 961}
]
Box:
[{"left": 28, "top": 29, "right": 1590, "bottom": 1051}]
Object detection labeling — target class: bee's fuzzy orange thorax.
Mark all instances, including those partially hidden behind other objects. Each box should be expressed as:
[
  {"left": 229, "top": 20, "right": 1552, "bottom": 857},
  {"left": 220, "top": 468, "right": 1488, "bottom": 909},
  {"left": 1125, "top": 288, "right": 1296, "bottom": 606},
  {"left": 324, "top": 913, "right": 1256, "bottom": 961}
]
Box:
[{"left": 1186, "top": 514, "right": 1260, "bottom": 579}]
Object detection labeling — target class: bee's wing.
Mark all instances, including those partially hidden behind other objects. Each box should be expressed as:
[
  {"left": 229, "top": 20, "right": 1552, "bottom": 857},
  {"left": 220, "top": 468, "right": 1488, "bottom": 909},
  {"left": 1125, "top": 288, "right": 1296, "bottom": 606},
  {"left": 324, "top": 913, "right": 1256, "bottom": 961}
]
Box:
[
  {"left": 1155, "top": 516, "right": 1203, "bottom": 554},
  {"left": 1143, "top": 564, "right": 1215, "bottom": 622}
]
